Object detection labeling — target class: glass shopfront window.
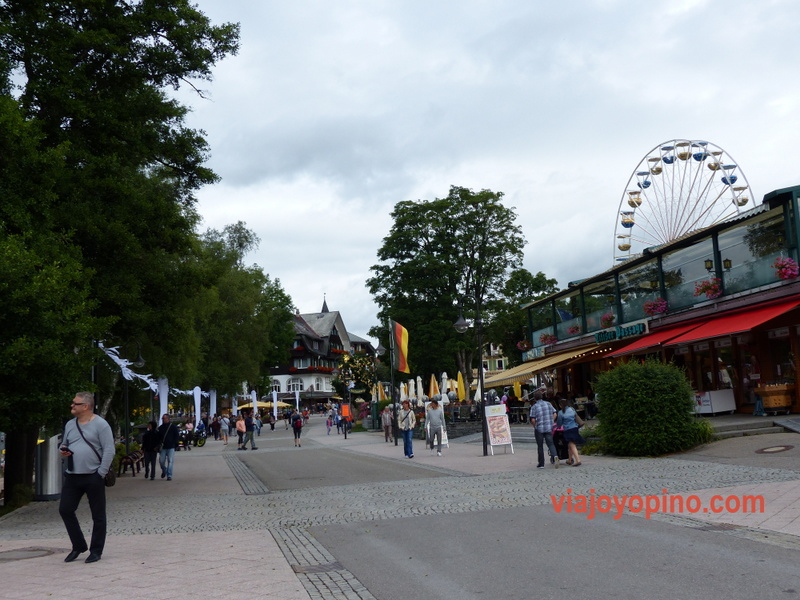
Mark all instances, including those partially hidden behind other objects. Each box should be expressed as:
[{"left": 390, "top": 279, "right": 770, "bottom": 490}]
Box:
[
  {"left": 691, "top": 342, "right": 715, "bottom": 392},
  {"left": 618, "top": 259, "right": 661, "bottom": 322},
  {"left": 662, "top": 238, "right": 715, "bottom": 309},
  {"left": 556, "top": 292, "right": 583, "bottom": 339},
  {"left": 583, "top": 277, "right": 618, "bottom": 332},
  {"left": 737, "top": 338, "right": 761, "bottom": 405},
  {"left": 718, "top": 208, "right": 787, "bottom": 294}
]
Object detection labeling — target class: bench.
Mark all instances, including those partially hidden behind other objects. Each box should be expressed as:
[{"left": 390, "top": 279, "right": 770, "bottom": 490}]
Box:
[{"left": 117, "top": 450, "right": 144, "bottom": 477}]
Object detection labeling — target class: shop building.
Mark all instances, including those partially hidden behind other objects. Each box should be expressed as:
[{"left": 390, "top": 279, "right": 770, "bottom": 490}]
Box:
[{"left": 495, "top": 184, "right": 800, "bottom": 415}]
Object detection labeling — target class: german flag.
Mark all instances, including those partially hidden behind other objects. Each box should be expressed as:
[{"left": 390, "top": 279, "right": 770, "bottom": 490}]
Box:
[{"left": 390, "top": 319, "right": 410, "bottom": 373}]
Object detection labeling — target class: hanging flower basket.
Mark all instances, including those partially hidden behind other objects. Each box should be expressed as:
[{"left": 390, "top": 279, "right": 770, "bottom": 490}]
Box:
[
  {"left": 600, "top": 312, "right": 615, "bottom": 328},
  {"left": 539, "top": 333, "right": 557, "bottom": 346},
  {"left": 773, "top": 256, "right": 800, "bottom": 280},
  {"left": 643, "top": 297, "right": 668, "bottom": 316},
  {"left": 516, "top": 339, "right": 532, "bottom": 351},
  {"left": 567, "top": 325, "right": 581, "bottom": 335},
  {"left": 694, "top": 278, "right": 722, "bottom": 299}
]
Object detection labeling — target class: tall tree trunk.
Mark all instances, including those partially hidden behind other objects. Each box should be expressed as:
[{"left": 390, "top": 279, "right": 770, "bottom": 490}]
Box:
[{"left": 3, "top": 426, "right": 39, "bottom": 506}]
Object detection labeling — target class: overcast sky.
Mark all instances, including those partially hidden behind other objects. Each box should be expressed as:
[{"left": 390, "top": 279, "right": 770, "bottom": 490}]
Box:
[{"left": 183, "top": 0, "right": 800, "bottom": 341}]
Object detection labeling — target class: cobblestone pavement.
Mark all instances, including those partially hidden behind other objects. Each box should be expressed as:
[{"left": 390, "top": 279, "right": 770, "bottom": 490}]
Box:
[{"left": 2, "top": 422, "right": 800, "bottom": 599}]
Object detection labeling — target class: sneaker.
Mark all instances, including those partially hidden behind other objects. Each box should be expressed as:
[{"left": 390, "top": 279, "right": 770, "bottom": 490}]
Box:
[
  {"left": 437, "top": 451, "right": 442, "bottom": 456},
  {"left": 251, "top": 447, "right": 258, "bottom": 450},
  {"left": 537, "top": 465, "right": 545, "bottom": 469},
  {"left": 161, "top": 472, "right": 166, "bottom": 479},
  {"left": 167, "top": 477, "right": 172, "bottom": 480},
  {"left": 409, "top": 454, "right": 414, "bottom": 458}
]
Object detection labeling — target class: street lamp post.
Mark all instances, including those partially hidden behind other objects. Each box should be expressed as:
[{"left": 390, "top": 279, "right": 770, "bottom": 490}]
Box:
[{"left": 455, "top": 298, "right": 489, "bottom": 457}]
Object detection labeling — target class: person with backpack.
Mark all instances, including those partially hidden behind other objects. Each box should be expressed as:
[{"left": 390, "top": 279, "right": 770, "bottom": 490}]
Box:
[{"left": 290, "top": 409, "right": 304, "bottom": 447}]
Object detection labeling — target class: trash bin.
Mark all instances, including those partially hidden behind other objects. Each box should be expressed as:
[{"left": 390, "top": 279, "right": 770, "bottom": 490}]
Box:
[{"left": 35, "top": 434, "right": 63, "bottom": 501}]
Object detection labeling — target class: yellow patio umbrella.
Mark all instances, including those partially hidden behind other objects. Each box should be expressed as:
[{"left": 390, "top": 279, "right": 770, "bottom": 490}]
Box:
[
  {"left": 457, "top": 372, "right": 466, "bottom": 401},
  {"left": 428, "top": 374, "right": 440, "bottom": 397},
  {"left": 513, "top": 381, "right": 522, "bottom": 398}
]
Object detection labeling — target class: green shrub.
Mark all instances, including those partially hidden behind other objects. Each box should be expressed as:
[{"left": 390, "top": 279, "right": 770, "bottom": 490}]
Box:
[{"left": 594, "top": 359, "right": 714, "bottom": 456}]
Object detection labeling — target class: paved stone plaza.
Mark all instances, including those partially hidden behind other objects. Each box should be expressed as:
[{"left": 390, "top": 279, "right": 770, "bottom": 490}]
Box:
[{"left": 2, "top": 421, "right": 800, "bottom": 599}]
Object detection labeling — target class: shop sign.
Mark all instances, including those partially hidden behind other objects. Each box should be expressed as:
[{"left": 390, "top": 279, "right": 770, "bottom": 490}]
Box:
[
  {"left": 769, "top": 327, "right": 790, "bottom": 339},
  {"left": 593, "top": 321, "right": 648, "bottom": 344}
]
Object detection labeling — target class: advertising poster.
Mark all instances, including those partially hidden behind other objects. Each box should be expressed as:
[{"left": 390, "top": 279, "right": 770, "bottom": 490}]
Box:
[{"left": 485, "top": 404, "right": 513, "bottom": 454}]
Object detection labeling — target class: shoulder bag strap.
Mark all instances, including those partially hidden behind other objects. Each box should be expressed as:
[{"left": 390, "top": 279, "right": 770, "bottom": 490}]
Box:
[{"left": 75, "top": 420, "right": 103, "bottom": 462}]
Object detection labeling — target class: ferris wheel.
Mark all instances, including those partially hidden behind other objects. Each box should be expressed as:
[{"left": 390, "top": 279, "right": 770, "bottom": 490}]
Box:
[{"left": 613, "top": 139, "right": 752, "bottom": 263}]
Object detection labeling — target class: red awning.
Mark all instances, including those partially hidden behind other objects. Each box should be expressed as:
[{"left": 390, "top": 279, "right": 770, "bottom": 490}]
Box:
[
  {"left": 665, "top": 299, "right": 800, "bottom": 346},
  {"left": 610, "top": 322, "right": 707, "bottom": 357}
]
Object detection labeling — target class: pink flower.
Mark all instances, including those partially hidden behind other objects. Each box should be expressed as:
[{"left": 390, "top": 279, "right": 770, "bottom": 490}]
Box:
[
  {"left": 694, "top": 278, "right": 722, "bottom": 299},
  {"left": 643, "top": 297, "right": 668, "bottom": 316},
  {"left": 773, "top": 257, "right": 799, "bottom": 280}
]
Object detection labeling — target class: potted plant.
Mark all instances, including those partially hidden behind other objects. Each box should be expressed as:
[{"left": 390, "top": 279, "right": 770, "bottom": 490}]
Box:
[
  {"left": 643, "top": 297, "right": 668, "bottom": 316},
  {"left": 567, "top": 325, "right": 581, "bottom": 335},
  {"left": 600, "top": 312, "right": 615, "bottom": 328},
  {"left": 516, "top": 339, "right": 532, "bottom": 351},
  {"left": 773, "top": 256, "right": 799, "bottom": 280},
  {"left": 693, "top": 278, "right": 722, "bottom": 299}
]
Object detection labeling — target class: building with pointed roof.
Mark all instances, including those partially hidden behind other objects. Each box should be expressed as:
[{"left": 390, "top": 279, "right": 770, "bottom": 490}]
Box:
[{"left": 270, "top": 300, "right": 378, "bottom": 407}]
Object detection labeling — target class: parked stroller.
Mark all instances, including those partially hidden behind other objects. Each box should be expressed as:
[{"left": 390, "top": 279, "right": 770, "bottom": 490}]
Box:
[{"left": 552, "top": 427, "right": 570, "bottom": 461}]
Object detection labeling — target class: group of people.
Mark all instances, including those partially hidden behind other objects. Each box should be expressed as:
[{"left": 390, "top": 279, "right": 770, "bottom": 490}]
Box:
[
  {"left": 392, "top": 396, "right": 447, "bottom": 459},
  {"left": 528, "top": 391, "right": 584, "bottom": 468}
]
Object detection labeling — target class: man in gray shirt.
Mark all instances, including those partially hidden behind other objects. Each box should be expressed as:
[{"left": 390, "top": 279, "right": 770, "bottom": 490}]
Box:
[{"left": 59, "top": 391, "right": 115, "bottom": 563}]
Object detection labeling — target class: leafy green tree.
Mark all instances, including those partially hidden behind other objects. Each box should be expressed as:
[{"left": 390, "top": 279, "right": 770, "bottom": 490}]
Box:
[
  {"left": 195, "top": 225, "right": 295, "bottom": 396},
  {"left": 0, "top": 1, "right": 239, "bottom": 504},
  {"left": 368, "top": 186, "right": 525, "bottom": 392},
  {"left": 484, "top": 269, "right": 559, "bottom": 367}
]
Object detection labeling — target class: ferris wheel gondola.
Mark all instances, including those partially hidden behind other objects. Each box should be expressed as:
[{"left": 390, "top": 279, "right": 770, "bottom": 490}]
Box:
[{"left": 613, "top": 139, "right": 752, "bottom": 263}]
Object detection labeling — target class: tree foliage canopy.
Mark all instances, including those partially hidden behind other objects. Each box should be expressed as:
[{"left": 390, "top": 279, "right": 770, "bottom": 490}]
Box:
[
  {"left": 0, "top": 2, "right": 297, "bottom": 504},
  {"left": 367, "top": 186, "right": 525, "bottom": 388}
]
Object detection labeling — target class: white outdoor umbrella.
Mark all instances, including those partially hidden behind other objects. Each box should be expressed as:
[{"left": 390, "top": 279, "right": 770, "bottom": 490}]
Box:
[
  {"left": 441, "top": 372, "right": 449, "bottom": 396},
  {"left": 408, "top": 378, "right": 417, "bottom": 400}
]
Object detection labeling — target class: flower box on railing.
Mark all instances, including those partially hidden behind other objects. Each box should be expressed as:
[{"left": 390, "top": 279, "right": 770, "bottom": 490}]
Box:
[
  {"left": 643, "top": 297, "right": 668, "bottom": 316},
  {"left": 773, "top": 257, "right": 799, "bottom": 280},
  {"left": 693, "top": 278, "right": 722, "bottom": 299},
  {"left": 539, "top": 333, "right": 557, "bottom": 346}
]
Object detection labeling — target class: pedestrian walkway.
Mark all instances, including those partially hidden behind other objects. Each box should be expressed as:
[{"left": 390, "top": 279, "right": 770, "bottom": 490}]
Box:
[{"left": 1, "top": 416, "right": 800, "bottom": 599}]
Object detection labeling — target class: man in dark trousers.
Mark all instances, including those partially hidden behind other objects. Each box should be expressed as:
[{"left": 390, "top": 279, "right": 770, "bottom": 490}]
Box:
[
  {"left": 59, "top": 392, "right": 115, "bottom": 563},
  {"left": 529, "top": 391, "right": 560, "bottom": 469},
  {"left": 157, "top": 414, "right": 179, "bottom": 480}
]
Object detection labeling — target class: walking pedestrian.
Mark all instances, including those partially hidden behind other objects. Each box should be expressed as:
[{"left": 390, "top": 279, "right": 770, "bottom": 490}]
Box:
[
  {"left": 398, "top": 400, "right": 416, "bottom": 458},
  {"left": 219, "top": 414, "right": 230, "bottom": 445},
  {"left": 158, "top": 414, "right": 179, "bottom": 480},
  {"left": 236, "top": 415, "right": 246, "bottom": 449},
  {"left": 381, "top": 406, "right": 393, "bottom": 443},
  {"left": 242, "top": 411, "right": 257, "bottom": 450},
  {"left": 557, "top": 398, "right": 584, "bottom": 467},
  {"left": 529, "top": 391, "right": 559, "bottom": 469},
  {"left": 141, "top": 421, "right": 160, "bottom": 480},
  {"left": 291, "top": 410, "right": 304, "bottom": 446},
  {"left": 426, "top": 397, "right": 446, "bottom": 456},
  {"left": 59, "top": 392, "right": 115, "bottom": 563}
]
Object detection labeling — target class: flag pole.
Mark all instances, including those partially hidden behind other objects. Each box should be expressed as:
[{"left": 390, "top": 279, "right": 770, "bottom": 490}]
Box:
[{"left": 388, "top": 322, "right": 399, "bottom": 446}]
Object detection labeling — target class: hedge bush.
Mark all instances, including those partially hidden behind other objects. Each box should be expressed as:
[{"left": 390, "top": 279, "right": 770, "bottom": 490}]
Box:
[{"left": 594, "top": 359, "right": 714, "bottom": 456}]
